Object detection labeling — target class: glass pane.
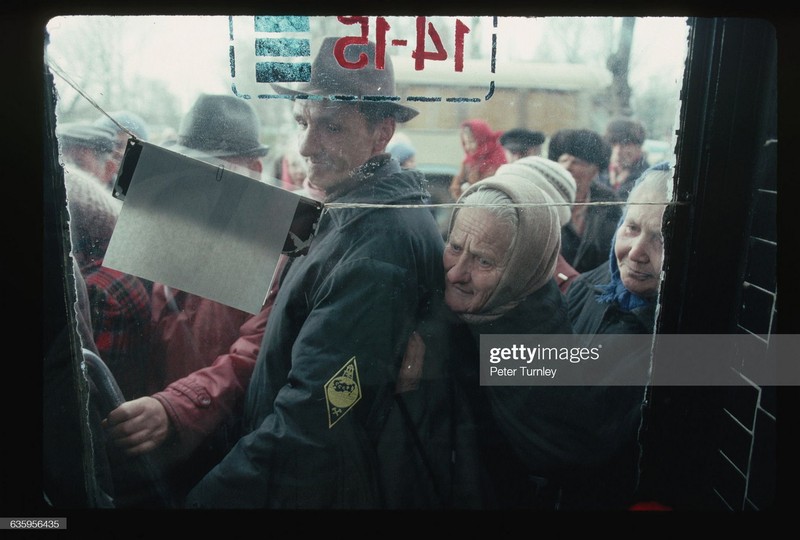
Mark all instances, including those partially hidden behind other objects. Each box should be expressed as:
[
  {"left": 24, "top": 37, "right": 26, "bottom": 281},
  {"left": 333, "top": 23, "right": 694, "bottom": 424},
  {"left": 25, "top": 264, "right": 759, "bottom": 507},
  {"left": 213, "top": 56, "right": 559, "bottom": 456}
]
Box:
[{"left": 43, "top": 15, "right": 689, "bottom": 510}]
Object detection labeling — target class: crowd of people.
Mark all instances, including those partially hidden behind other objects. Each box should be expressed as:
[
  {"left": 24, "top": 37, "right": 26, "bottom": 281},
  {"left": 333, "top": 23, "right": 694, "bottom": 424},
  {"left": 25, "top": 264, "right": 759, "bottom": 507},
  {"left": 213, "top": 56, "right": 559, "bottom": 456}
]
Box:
[{"left": 49, "top": 35, "right": 672, "bottom": 511}]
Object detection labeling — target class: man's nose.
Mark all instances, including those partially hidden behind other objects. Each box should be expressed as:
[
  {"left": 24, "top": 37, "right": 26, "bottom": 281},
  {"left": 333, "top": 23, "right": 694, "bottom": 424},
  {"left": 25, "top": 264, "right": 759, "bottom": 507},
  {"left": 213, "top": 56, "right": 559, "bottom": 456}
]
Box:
[{"left": 297, "top": 129, "right": 317, "bottom": 157}]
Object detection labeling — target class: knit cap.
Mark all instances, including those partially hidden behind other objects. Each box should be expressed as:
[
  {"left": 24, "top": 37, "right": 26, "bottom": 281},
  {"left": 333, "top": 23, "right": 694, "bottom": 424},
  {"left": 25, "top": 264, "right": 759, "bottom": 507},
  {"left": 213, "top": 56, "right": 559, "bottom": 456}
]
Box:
[{"left": 495, "top": 156, "right": 577, "bottom": 226}]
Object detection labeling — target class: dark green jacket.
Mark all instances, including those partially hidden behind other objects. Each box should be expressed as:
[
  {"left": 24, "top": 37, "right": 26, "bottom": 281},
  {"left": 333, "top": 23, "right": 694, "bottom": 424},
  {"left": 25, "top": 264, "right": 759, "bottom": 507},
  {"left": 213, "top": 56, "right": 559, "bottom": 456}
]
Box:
[{"left": 186, "top": 157, "right": 451, "bottom": 509}]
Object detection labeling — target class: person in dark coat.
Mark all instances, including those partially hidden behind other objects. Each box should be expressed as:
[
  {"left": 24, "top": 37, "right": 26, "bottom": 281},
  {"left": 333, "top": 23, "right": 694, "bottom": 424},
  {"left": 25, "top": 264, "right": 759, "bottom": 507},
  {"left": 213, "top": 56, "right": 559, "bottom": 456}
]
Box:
[
  {"left": 441, "top": 172, "right": 601, "bottom": 509},
  {"left": 552, "top": 129, "right": 622, "bottom": 273},
  {"left": 101, "top": 94, "right": 270, "bottom": 503},
  {"left": 184, "top": 37, "right": 453, "bottom": 509},
  {"left": 564, "top": 162, "right": 673, "bottom": 509}
]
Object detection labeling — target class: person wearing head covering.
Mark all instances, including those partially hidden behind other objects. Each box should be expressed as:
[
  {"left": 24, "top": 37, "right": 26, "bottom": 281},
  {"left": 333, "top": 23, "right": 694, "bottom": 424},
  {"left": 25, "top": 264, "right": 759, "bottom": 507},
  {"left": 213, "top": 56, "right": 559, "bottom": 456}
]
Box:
[
  {"left": 169, "top": 93, "right": 270, "bottom": 174},
  {"left": 494, "top": 156, "right": 581, "bottom": 292},
  {"left": 184, "top": 37, "right": 451, "bottom": 510},
  {"left": 94, "top": 110, "right": 150, "bottom": 189},
  {"left": 449, "top": 119, "right": 507, "bottom": 200},
  {"left": 553, "top": 128, "right": 622, "bottom": 273},
  {"left": 65, "top": 167, "right": 152, "bottom": 400},
  {"left": 601, "top": 118, "right": 651, "bottom": 199},
  {"left": 103, "top": 94, "right": 272, "bottom": 501},
  {"left": 564, "top": 162, "right": 673, "bottom": 509},
  {"left": 547, "top": 128, "right": 574, "bottom": 164},
  {"left": 387, "top": 140, "right": 417, "bottom": 169},
  {"left": 442, "top": 172, "right": 602, "bottom": 509},
  {"left": 147, "top": 94, "right": 269, "bottom": 387},
  {"left": 499, "top": 128, "right": 546, "bottom": 163},
  {"left": 57, "top": 122, "right": 117, "bottom": 185}
]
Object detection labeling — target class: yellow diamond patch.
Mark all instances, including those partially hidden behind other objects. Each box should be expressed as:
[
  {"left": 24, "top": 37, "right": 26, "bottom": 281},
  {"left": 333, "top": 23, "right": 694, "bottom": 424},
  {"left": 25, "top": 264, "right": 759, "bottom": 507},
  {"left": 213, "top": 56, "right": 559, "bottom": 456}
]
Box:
[{"left": 324, "top": 356, "right": 362, "bottom": 428}]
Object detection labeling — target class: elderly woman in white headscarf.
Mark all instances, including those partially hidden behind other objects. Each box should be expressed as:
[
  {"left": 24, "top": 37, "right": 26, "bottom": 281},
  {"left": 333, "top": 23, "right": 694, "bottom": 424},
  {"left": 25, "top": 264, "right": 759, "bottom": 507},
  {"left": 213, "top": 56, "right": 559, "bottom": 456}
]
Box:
[
  {"left": 442, "top": 170, "right": 603, "bottom": 510},
  {"left": 443, "top": 171, "right": 566, "bottom": 328}
]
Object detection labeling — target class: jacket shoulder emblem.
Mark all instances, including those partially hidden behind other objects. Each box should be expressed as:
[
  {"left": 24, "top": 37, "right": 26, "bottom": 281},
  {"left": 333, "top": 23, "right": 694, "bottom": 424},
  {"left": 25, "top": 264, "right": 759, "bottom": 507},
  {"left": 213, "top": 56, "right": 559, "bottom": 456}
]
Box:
[{"left": 324, "top": 356, "right": 362, "bottom": 428}]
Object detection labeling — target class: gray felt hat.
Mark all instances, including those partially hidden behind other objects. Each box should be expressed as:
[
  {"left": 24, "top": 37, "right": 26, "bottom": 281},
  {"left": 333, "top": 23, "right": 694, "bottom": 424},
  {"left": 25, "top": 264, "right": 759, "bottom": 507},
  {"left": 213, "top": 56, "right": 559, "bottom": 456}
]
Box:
[
  {"left": 270, "top": 37, "right": 419, "bottom": 123},
  {"left": 175, "top": 94, "right": 270, "bottom": 159}
]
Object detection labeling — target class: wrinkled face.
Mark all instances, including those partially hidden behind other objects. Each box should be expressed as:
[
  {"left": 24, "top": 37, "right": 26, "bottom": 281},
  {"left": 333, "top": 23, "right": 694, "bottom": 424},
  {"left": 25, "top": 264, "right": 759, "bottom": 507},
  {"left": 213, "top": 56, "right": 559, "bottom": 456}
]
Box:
[
  {"left": 461, "top": 127, "right": 478, "bottom": 154},
  {"left": 558, "top": 153, "right": 599, "bottom": 191},
  {"left": 293, "top": 100, "right": 392, "bottom": 192},
  {"left": 612, "top": 142, "right": 644, "bottom": 170},
  {"left": 614, "top": 200, "right": 666, "bottom": 298},
  {"left": 443, "top": 208, "right": 513, "bottom": 315}
]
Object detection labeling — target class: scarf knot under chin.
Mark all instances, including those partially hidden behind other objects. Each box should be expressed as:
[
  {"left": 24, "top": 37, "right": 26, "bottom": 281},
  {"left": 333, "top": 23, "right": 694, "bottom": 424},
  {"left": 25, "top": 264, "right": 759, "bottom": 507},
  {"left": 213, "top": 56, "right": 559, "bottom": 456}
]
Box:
[{"left": 596, "top": 256, "right": 652, "bottom": 312}]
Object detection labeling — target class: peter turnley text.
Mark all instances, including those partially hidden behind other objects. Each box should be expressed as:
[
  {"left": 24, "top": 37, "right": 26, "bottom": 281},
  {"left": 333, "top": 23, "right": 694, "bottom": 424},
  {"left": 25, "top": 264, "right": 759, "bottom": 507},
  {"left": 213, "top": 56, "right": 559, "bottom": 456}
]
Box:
[
  {"left": 489, "top": 344, "right": 601, "bottom": 364},
  {"left": 490, "top": 366, "right": 558, "bottom": 378}
]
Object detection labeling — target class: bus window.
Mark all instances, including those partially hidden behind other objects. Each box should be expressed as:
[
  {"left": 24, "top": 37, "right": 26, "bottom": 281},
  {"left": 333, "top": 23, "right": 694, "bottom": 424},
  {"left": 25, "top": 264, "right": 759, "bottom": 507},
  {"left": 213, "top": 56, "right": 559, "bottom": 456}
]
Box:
[{"left": 51, "top": 15, "right": 783, "bottom": 513}]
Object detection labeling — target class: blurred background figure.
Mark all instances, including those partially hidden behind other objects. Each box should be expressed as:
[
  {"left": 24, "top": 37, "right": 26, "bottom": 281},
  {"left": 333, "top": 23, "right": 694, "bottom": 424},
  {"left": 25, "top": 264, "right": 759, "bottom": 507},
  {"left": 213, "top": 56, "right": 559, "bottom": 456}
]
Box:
[
  {"left": 94, "top": 110, "right": 150, "bottom": 190},
  {"left": 64, "top": 167, "right": 152, "bottom": 400},
  {"left": 601, "top": 118, "right": 650, "bottom": 199},
  {"left": 57, "top": 121, "right": 116, "bottom": 186},
  {"left": 149, "top": 93, "right": 270, "bottom": 393},
  {"left": 449, "top": 119, "right": 507, "bottom": 200},
  {"left": 546, "top": 128, "right": 573, "bottom": 165},
  {"left": 499, "top": 128, "right": 546, "bottom": 163},
  {"left": 552, "top": 128, "right": 621, "bottom": 274},
  {"left": 388, "top": 139, "right": 417, "bottom": 170},
  {"left": 167, "top": 93, "right": 269, "bottom": 180},
  {"left": 103, "top": 94, "right": 271, "bottom": 502},
  {"left": 279, "top": 141, "right": 309, "bottom": 191}
]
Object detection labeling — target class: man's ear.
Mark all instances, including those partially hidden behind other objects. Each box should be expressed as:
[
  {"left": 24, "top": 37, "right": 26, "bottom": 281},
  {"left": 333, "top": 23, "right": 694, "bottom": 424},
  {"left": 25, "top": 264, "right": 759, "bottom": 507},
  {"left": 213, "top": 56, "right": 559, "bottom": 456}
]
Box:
[{"left": 374, "top": 117, "right": 396, "bottom": 153}]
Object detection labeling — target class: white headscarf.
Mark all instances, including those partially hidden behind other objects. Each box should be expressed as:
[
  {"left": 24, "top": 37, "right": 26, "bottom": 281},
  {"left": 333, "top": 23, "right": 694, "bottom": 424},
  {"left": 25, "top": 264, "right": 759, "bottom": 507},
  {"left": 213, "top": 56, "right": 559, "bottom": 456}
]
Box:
[{"left": 448, "top": 173, "right": 561, "bottom": 323}]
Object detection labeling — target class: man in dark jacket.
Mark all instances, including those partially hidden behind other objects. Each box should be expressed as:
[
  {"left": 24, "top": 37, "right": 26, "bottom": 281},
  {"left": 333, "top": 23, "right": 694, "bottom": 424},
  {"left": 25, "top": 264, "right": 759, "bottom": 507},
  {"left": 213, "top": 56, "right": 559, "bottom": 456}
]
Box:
[
  {"left": 185, "top": 37, "right": 449, "bottom": 509},
  {"left": 554, "top": 129, "right": 622, "bottom": 273}
]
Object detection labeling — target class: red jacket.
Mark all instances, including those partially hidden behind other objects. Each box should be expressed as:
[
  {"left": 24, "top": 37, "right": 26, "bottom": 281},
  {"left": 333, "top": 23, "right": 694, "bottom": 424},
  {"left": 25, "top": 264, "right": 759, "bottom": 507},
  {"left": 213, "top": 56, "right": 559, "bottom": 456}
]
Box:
[
  {"left": 151, "top": 304, "right": 269, "bottom": 457},
  {"left": 147, "top": 285, "right": 252, "bottom": 393},
  {"left": 150, "top": 259, "right": 286, "bottom": 457}
]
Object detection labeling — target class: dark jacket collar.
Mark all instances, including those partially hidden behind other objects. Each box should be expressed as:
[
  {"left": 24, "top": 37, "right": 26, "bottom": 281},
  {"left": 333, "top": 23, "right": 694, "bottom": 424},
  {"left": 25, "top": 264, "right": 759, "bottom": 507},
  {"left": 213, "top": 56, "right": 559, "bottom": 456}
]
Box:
[{"left": 324, "top": 154, "right": 431, "bottom": 228}]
